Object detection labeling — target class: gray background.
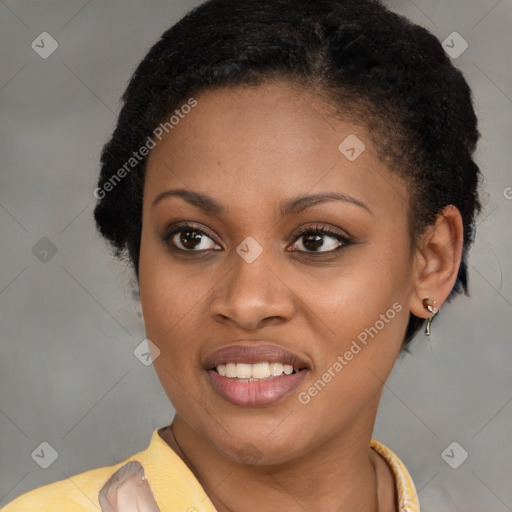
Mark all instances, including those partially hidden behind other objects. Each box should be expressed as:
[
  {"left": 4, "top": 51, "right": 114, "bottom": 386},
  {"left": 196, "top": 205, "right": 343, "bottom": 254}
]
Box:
[{"left": 0, "top": 0, "right": 511, "bottom": 509}]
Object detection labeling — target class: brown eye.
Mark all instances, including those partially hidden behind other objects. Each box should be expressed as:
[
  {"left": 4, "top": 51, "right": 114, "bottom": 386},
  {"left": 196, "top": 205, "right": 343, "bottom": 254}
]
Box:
[
  {"left": 302, "top": 233, "right": 325, "bottom": 251},
  {"left": 178, "top": 230, "right": 204, "bottom": 250},
  {"left": 172, "top": 229, "right": 219, "bottom": 251},
  {"left": 289, "top": 226, "right": 352, "bottom": 254},
  {"left": 163, "top": 224, "right": 221, "bottom": 252}
]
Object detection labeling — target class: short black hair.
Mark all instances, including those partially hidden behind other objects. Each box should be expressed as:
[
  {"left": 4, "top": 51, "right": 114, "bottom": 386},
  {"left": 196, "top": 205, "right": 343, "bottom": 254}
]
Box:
[{"left": 94, "top": 0, "right": 482, "bottom": 348}]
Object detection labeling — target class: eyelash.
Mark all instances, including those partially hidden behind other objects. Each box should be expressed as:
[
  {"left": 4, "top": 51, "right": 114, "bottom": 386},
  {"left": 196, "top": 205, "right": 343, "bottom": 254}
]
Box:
[{"left": 162, "top": 222, "right": 353, "bottom": 256}]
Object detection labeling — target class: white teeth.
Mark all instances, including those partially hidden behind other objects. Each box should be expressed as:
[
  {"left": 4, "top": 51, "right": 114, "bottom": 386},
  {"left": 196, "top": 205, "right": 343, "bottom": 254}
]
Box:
[
  {"left": 252, "top": 362, "right": 270, "bottom": 379},
  {"left": 236, "top": 363, "right": 252, "bottom": 379},
  {"left": 215, "top": 362, "right": 299, "bottom": 380},
  {"left": 283, "top": 364, "right": 293, "bottom": 375},
  {"left": 225, "top": 362, "right": 237, "bottom": 378},
  {"left": 269, "top": 362, "right": 283, "bottom": 376}
]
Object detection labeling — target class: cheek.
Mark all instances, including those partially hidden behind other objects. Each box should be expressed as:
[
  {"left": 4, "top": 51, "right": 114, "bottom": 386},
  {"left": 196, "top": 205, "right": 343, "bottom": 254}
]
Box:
[
  {"left": 138, "top": 255, "right": 208, "bottom": 413},
  {"left": 295, "top": 240, "right": 411, "bottom": 392},
  {"left": 295, "top": 241, "right": 410, "bottom": 335},
  {"left": 138, "top": 233, "right": 205, "bottom": 364},
  {"left": 296, "top": 284, "right": 408, "bottom": 435}
]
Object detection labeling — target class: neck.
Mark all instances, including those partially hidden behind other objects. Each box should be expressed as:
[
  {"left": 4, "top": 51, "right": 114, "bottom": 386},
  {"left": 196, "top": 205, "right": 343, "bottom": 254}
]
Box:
[{"left": 161, "top": 398, "right": 396, "bottom": 512}]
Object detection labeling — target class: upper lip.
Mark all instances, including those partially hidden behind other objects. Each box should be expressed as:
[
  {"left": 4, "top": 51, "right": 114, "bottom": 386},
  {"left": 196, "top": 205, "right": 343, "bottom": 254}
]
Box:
[{"left": 203, "top": 343, "right": 310, "bottom": 370}]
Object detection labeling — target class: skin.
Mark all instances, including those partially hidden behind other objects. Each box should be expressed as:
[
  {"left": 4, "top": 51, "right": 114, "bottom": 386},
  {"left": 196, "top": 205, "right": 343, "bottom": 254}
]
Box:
[{"left": 138, "top": 81, "right": 464, "bottom": 512}]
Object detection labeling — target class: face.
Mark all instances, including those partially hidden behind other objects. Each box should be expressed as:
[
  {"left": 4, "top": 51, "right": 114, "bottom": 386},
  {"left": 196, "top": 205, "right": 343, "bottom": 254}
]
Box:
[{"left": 139, "top": 81, "right": 416, "bottom": 465}]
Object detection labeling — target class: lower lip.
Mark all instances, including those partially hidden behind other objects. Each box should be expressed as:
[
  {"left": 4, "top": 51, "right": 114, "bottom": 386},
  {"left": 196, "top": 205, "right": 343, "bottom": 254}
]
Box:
[{"left": 207, "top": 369, "right": 308, "bottom": 407}]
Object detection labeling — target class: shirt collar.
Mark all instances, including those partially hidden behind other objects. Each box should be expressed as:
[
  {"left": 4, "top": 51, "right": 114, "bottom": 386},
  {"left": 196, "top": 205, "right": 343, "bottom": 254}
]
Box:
[{"left": 137, "top": 429, "right": 420, "bottom": 511}]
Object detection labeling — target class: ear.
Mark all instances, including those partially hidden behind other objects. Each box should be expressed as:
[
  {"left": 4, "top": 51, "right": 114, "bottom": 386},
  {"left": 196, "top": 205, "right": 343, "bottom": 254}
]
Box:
[{"left": 409, "top": 205, "right": 464, "bottom": 319}]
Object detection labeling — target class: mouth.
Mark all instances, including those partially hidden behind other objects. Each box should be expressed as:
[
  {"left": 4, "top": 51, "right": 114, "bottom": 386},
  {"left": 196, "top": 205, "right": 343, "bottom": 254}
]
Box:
[
  {"left": 213, "top": 361, "right": 302, "bottom": 380},
  {"left": 204, "top": 344, "right": 309, "bottom": 407}
]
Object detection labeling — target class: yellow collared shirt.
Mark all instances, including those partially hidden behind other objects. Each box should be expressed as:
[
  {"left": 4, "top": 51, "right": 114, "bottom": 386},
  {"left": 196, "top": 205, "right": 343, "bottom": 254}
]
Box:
[{"left": 2, "top": 429, "right": 420, "bottom": 511}]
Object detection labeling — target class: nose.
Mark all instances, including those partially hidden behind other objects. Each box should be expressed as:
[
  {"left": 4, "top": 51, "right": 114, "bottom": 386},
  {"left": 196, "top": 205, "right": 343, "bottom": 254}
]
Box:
[{"left": 209, "top": 244, "right": 296, "bottom": 330}]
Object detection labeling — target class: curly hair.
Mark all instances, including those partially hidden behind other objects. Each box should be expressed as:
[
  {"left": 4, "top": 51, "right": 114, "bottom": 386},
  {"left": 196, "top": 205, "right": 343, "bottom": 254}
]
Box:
[{"left": 93, "top": 0, "right": 482, "bottom": 348}]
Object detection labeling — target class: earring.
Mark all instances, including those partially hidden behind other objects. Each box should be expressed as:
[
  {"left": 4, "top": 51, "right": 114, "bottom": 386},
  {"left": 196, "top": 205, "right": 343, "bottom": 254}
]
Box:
[{"left": 422, "top": 297, "right": 439, "bottom": 336}]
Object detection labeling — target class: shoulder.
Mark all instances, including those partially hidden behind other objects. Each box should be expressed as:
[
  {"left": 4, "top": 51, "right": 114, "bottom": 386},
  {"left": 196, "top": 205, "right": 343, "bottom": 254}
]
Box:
[
  {"left": 1, "top": 463, "right": 125, "bottom": 512},
  {"left": 0, "top": 444, "right": 158, "bottom": 512},
  {"left": 0, "top": 429, "right": 197, "bottom": 512}
]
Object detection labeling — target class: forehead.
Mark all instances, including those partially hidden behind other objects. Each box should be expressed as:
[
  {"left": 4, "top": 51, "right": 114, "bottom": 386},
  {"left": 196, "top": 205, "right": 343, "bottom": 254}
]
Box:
[{"left": 144, "top": 81, "right": 409, "bottom": 216}]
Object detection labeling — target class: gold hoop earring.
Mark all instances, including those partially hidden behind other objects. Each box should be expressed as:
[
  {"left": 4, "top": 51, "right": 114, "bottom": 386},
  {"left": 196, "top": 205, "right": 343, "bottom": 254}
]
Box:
[{"left": 422, "top": 297, "right": 439, "bottom": 336}]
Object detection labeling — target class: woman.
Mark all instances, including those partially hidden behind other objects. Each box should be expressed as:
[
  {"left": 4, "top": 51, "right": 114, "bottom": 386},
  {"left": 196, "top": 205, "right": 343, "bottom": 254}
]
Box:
[{"left": 2, "top": 0, "right": 481, "bottom": 510}]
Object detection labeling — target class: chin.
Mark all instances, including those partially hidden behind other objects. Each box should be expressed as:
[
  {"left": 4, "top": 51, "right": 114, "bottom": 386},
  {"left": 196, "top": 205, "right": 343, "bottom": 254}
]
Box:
[{"left": 206, "top": 419, "right": 312, "bottom": 466}]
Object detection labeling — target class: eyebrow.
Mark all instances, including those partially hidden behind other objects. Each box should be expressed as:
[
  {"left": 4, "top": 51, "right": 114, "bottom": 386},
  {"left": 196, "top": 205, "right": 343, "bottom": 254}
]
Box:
[{"left": 151, "top": 188, "right": 373, "bottom": 216}]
